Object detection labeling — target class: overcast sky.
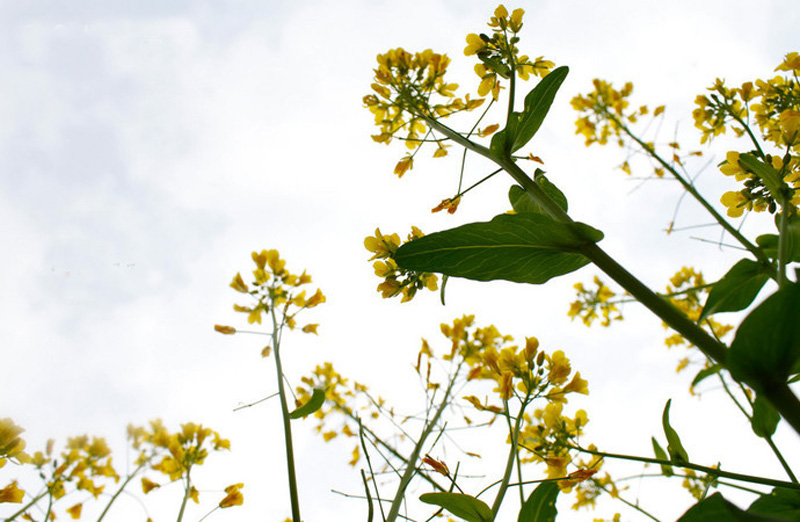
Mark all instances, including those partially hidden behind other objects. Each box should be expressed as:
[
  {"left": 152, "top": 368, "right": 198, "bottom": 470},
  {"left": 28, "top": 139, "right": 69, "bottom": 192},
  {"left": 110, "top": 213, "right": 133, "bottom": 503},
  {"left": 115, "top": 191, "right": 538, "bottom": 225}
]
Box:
[{"left": 2, "top": 1, "right": 798, "bottom": 521}]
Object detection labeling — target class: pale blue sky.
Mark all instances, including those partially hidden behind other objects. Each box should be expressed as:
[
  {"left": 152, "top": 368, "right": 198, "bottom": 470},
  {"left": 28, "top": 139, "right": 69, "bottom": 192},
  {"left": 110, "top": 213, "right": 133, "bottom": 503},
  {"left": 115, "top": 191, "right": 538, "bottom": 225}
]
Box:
[{"left": 1, "top": 1, "right": 798, "bottom": 520}]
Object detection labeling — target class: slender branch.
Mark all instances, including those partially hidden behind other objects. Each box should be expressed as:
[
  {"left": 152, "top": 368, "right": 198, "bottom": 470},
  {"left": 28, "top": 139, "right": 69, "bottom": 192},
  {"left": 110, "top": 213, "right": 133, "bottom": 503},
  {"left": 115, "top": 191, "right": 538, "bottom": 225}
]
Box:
[
  {"left": 604, "top": 110, "right": 767, "bottom": 264},
  {"left": 385, "top": 361, "right": 464, "bottom": 522},
  {"left": 569, "top": 444, "right": 800, "bottom": 491},
  {"left": 175, "top": 470, "right": 192, "bottom": 522},
  {"left": 97, "top": 462, "right": 147, "bottom": 521},
  {"left": 270, "top": 303, "right": 302, "bottom": 522},
  {"left": 490, "top": 396, "right": 528, "bottom": 518},
  {"left": 4, "top": 489, "right": 49, "bottom": 521}
]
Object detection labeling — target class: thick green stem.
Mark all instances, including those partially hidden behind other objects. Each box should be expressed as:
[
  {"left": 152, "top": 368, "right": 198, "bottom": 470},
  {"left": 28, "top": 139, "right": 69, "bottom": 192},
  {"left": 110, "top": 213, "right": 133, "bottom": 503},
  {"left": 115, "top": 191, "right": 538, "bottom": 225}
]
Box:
[
  {"left": 777, "top": 195, "right": 791, "bottom": 287},
  {"left": 420, "top": 114, "right": 800, "bottom": 435},
  {"left": 385, "top": 362, "right": 463, "bottom": 522}
]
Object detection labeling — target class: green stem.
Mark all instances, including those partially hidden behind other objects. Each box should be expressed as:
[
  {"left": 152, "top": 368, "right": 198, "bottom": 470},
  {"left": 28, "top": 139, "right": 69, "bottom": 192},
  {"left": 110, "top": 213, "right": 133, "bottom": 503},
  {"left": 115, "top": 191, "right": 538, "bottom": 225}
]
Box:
[
  {"left": 597, "top": 482, "right": 661, "bottom": 522},
  {"left": 420, "top": 114, "right": 800, "bottom": 436},
  {"left": 490, "top": 397, "right": 528, "bottom": 519},
  {"left": 718, "top": 373, "right": 798, "bottom": 484},
  {"left": 271, "top": 305, "right": 302, "bottom": 522},
  {"left": 777, "top": 195, "right": 791, "bottom": 287},
  {"left": 97, "top": 462, "right": 147, "bottom": 521},
  {"left": 176, "top": 470, "right": 192, "bottom": 522},
  {"left": 570, "top": 444, "right": 800, "bottom": 491},
  {"left": 385, "top": 361, "right": 463, "bottom": 522},
  {"left": 340, "top": 406, "right": 448, "bottom": 493}
]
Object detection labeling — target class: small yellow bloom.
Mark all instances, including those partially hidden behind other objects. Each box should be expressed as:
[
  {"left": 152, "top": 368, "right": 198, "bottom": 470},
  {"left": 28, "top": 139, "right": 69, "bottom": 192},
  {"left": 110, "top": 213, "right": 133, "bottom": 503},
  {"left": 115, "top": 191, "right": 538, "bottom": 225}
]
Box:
[
  {"left": 141, "top": 477, "right": 160, "bottom": 494},
  {"left": 464, "top": 33, "right": 485, "bottom": 56},
  {"left": 548, "top": 351, "right": 571, "bottom": 386},
  {"left": 302, "top": 324, "right": 319, "bottom": 335},
  {"left": 66, "top": 503, "right": 82, "bottom": 519},
  {"left": 229, "top": 273, "right": 249, "bottom": 293},
  {"left": 0, "top": 481, "right": 24, "bottom": 503},
  {"left": 214, "top": 325, "right": 236, "bottom": 335},
  {"left": 394, "top": 155, "right": 413, "bottom": 177},
  {"left": 563, "top": 372, "right": 589, "bottom": 395},
  {"left": 219, "top": 483, "right": 244, "bottom": 508},
  {"left": 720, "top": 191, "right": 748, "bottom": 217}
]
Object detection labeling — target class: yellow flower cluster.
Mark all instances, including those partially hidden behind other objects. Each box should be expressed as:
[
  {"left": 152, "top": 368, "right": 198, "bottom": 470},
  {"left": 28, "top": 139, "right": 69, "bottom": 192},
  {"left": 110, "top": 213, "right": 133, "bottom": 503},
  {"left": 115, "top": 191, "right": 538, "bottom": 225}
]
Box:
[
  {"left": 718, "top": 150, "right": 800, "bottom": 217},
  {"left": 567, "top": 276, "right": 623, "bottom": 327},
  {"left": 433, "top": 316, "right": 591, "bottom": 489},
  {"left": 464, "top": 5, "right": 554, "bottom": 100},
  {"left": 692, "top": 53, "right": 800, "bottom": 217},
  {"left": 363, "top": 47, "right": 483, "bottom": 163},
  {"left": 571, "top": 79, "right": 664, "bottom": 147},
  {"left": 294, "top": 362, "right": 374, "bottom": 466},
  {"left": 364, "top": 227, "right": 438, "bottom": 302},
  {"left": 0, "top": 419, "right": 240, "bottom": 519},
  {"left": 128, "top": 420, "right": 239, "bottom": 509},
  {"left": 222, "top": 249, "right": 325, "bottom": 342}
]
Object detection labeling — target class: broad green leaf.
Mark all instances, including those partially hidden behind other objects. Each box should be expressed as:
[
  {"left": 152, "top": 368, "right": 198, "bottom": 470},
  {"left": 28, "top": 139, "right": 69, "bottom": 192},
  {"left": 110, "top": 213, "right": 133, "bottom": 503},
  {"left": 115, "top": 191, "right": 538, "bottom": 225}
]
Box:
[
  {"left": 739, "top": 154, "right": 784, "bottom": 203},
  {"left": 751, "top": 393, "right": 781, "bottom": 438},
  {"left": 651, "top": 437, "right": 673, "bottom": 476},
  {"left": 690, "top": 364, "right": 722, "bottom": 390},
  {"left": 728, "top": 283, "right": 800, "bottom": 389},
  {"left": 679, "top": 493, "right": 781, "bottom": 521},
  {"left": 748, "top": 488, "right": 800, "bottom": 520},
  {"left": 420, "top": 492, "right": 492, "bottom": 522},
  {"left": 491, "top": 66, "right": 569, "bottom": 156},
  {"left": 508, "top": 172, "right": 568, "bottom": 216},
  {"left": 699, "top": 259, "right": 770, "bottom": 322},
  {"left": 662, "top": 399, "right": 689, "bottom": 464},
  {"left": 289, "top": 388, "right": 325, "bottom": 419},
  {"left": 518, "top": 482, "right": 559, "bottom": 522},
  {"left": 393, "top": 213, "right": 603, "bottom": 285}
]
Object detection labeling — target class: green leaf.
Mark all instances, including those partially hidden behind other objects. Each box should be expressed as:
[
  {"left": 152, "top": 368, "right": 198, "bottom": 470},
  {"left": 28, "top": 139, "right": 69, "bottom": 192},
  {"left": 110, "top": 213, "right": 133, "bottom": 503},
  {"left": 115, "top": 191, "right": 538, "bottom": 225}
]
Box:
[
  {"left": 517, "top": 482, "right": 559, "bottom": 522},
  {"left": 679, "top": 493, "right": 783, "bottom": 521},
  {"left": 751, "top": 393, "right": 781, "bottom": 438},
  {"left": 289, "top": 388, "right": 325, "bottom": 419},
  {"left": 728, "top": 283, "right": 800, "bottom": 389},
  {"left": 739, "top": 154, "right": 785, "bottom": 203},
  {"left": 748, "top": 488, "right": 800, "bottom": 520},
  {"left": 699, "top": 259, "right": 770, "bottom": 322},
  {"left": 508, "top": 172, "right": 568, "bottom": 216},
  {"left": 690, "top": 364, "right": 722, "bottom": 390},
  {"left": 420, "top": 492, "right": 493, "bottom": 522},
  {"left": 393, "top": 213, "right": 603, "bottom": 285},
  {"left": 756, "top": 215, "right": 800, "bottom": 262},
  {"left": 662, "top": 399, "right": 689, "bottom": 464},
  {"left": 511, "top": 66, "right": 569, "bottom": 153},
  {"left": 651, "top": 437, "right": 673, "bottom": 476},
  {"left": 491, "top": 66, "right": 569, "bottom": 156}
]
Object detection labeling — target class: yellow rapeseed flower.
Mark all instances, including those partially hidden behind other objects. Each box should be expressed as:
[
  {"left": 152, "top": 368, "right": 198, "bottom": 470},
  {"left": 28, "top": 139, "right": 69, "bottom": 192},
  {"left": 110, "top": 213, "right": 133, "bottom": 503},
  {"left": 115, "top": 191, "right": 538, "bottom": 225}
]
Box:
[{"left": 220, "top": 483, "right": 244, "bottom": 508}]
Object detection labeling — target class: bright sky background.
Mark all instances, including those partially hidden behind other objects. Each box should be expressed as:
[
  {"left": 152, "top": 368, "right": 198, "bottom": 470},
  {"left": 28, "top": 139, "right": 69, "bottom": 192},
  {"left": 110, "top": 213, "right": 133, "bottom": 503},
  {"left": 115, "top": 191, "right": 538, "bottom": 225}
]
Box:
[{"left": 2, "top": 1, "right": 798, "bottom": 521}]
